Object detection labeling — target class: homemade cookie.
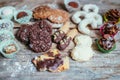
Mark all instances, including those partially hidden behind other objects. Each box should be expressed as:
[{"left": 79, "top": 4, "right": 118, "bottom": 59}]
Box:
[
  {"left": 33, "top": 6, "right": 53, "bottom": 19},
  {"left": 48, "top": 9, "right": 69, "bottom": 23},
  {"left": 16, "top": 24, "right": 31, "bottom": 44},
  {"left": 29, "top": 20, "right": 52, "bottom": 52},
  {"left": 32, "top": 49, "right": 69, "bottom": 72},
  {"left": 16, "top": 20, "right": 52, "bottom": 53}
]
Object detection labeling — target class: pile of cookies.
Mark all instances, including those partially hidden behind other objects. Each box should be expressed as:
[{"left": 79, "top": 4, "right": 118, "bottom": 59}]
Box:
[
  {"left": 33, "top": 6, "right": 69, "bottom": 24},
  {"left": 0, "top": 0, "right": 120, "bottom": 73}
]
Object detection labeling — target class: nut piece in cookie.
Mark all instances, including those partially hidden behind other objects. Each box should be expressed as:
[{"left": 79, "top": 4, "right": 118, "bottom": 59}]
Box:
[
  {"left": 33, "top": 6, "right": 53, "bottom": 19},
  {"left": 48, "top": 9, "right": 69, "bottom": 24},
  {"left": 32, "top": 49, "right": 69, "bottom": 72}
]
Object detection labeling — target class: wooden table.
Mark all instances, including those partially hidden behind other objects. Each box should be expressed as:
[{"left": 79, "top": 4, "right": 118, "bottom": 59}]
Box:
[{"left": 0, "top": 0, "right": 120, "bottom": 80}]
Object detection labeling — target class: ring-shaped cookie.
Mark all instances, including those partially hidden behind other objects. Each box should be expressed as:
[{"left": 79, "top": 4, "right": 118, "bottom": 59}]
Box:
[
  {"left": 72, "top": 11, "right": 87, "bottom": 24},
  {"left": 83, "top": 4, "right": 99, "bottom": 13},
  {"left": 78, "top": 19, "right": 97, "bottom": 35},
  {"left": 86, "top": 13, "right": 103, "bottom": 26}
]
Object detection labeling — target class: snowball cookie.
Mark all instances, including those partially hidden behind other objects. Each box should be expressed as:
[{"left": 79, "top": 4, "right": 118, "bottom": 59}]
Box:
[
  {"left": 71, "top": 45, "right": 94, "bottom": 61},
  {"left": 74, "top": 35, "right": 92, "bottom": 46},
  {"left": 78, "top": 19, "right": 97, "bottom": 35},
  {"left": 72, "top": 11, "right": 87, "bottom": 24},
  {"left": 83, "top": 4, "right": 99, "bottom": 13},
  {"left": 86, "top": 13, "right": 103, "bottom": 26}
]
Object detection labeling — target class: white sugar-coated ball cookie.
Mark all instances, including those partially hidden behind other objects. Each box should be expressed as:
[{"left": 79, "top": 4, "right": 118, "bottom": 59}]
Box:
[
  {"left": 74, "top": 35, "right": 92, "bottom": 46},
  {"left": 71, "top": 45, "right": 94, "bottom": 61},
  {"left": 72, "top": 11, "right": 87, "bottom": 24},
  {"left": 83, "top": 4, "right": 99, "bottom": 13},
  {"left": 86, "top": 13, "right": 103, "bottom": 26},
  {"left": 78, "top": 19, "right": 97, "bottom": 35}
]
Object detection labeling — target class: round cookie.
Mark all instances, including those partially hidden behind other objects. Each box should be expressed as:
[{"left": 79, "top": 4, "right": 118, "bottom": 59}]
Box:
[
  {"left": 33, "top": 6, "right": 53, "bottom": 19},
  {"left": 48, "top": 9, "right": 69, "bottom": 23},
  {"left": 29, "top": 20, "right": 52, "bottom": 52}
]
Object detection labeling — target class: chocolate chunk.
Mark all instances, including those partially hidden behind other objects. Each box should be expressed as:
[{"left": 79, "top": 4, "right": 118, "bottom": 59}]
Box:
[
  {"left": 57, "top": 36, "right": 71, "bottom": 50},
  {"left": 16, "top": 24, "right": 31, "bottom": 44},
  {"left": 52, "top": 30, "right": 66, "bottom": 43}
]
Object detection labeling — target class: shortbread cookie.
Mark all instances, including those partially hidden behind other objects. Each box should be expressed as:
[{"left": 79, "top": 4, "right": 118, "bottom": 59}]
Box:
[
  {"left": 71, "top": 45, "right": 94, "bottom": 61},
  {"left": 48, "top": 9, "right": 69, "bottom": 23},
  {"left": 74, "top": 35, "right": 92, "bottom": 46},
  {"left": 32, "top": 49, "right": 69, "bottom": 72},
  {"left": 33, "top": 6, "right": 53, "bottom": 19},
  {"left": 71, "top": 35, "right": 94, "bottom": 61}
]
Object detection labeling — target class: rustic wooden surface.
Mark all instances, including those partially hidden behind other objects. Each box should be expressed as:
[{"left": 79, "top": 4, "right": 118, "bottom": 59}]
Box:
[{"left": 0, "top": 0, "right": 120, "bottom": 80}]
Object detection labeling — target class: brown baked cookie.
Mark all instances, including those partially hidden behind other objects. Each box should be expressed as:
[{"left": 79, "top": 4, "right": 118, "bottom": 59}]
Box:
[
  {"left": 48, "top": 9, "right": 69, "bottom": 23},
  {"left": 33, "top": 6, "right": 53, "bottom": 19},
  {"left": 32, "top": 49, "right": 69, "bottom": 72},
  {"left": 16, "top": 24, "right": 31, "bottom": 44},
  {"left": 29, "top": 20, "right": 52, "bottom": 52}
]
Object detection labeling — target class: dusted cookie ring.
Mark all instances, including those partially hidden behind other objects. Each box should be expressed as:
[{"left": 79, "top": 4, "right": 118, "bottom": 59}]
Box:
[
  {"left": 86, "top": 13, "right": 103, "bottom": 26},
  {"left": 78, "top": 19, "right": 97, "bottom": 35},
  {"left": 83, "top": 4, "right": 99, "bottom": 13},
  {"left": 72, "top": 11, "right": 87, "bottom": 24}
]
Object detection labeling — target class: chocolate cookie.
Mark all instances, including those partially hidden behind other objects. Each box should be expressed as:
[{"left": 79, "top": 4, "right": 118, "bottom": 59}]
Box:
[
  {"left": 16, "top": 24, "right": 31, "bottom": 44},
  {"left": 29, "top": 20, "right": 52, "bottom": 52}
]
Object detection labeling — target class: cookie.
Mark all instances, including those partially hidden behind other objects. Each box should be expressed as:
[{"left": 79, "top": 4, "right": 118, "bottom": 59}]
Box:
[
  {"left": 16, "top": 24, "right": 31, "bottom": 44},
  {"left": 29, "top": 20, "right": 52, "bottom": 52},
  {"left": 33, "top": 6, "right": 53, "bottom": 19},
  {"left": 48, "top": 9, "right": 69, "bottom": 23},
  {"left": 32, "top": 49, "right": 69, "bottom": 72},
  {"left": 57, "top": 36, "right": 71, "bottom": 50}
]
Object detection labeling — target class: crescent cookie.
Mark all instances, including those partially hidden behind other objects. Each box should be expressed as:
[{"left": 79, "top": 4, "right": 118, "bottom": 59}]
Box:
[
  {"left": 72, "top": 11, "right": 87, "bottom": 24},
  {"left": 83, "top": 4, "right": 99, "bottom": 13},
  {"left": 78, "top": 19, "right": 97, "bottom": 35},
  {"left": 86, "top": 13, "right": 103, "bottom": 26}
]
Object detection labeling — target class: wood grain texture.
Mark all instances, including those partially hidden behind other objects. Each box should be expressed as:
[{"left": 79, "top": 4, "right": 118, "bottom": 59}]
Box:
[{"left": 0, "top": 0, "right": 120, "bottom": 80}]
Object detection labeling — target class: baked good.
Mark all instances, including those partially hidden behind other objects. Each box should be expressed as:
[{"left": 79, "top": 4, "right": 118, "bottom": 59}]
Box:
[
  {"left": 48, "top": 9, "right": 69, "bottom": 23},
  {"left": 71, "top": 35, "right": 94, "bottom": 61},
  {"left": 104, "top": 9, "right": 120, "bottom": 23},
  {"left": 83, "top": 4, "right": 99, "bottom": 13},
  {"left": 16, "top": 20, "right": 52, "bottom": 53},
  {"left": 100, "top": 22, "right": 118, "bottom": 37},
  {"left": 96, "top": 34, "right": 116, "bottom": 53},
  {"left": 16, "top": 24, "right": 31, "bottom": 44},
  {"left": 32, "top": 49, "right": 69, "bottom": 72},
  {"left": 71, "top": 45, "right": 94, "bottom": 61},
  {"left": 33, "top": 6, "right": 53, "bottom": 19}
]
